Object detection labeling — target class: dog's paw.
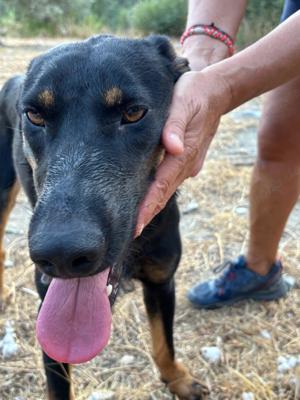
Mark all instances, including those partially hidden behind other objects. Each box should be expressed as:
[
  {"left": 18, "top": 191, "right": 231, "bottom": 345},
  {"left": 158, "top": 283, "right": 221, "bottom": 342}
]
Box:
[
  {"left": 0, "top": 285, "right": 14, "bottom": 312},
  {"left": 168, "top": 376, "right": 209, "bottom": 400}
]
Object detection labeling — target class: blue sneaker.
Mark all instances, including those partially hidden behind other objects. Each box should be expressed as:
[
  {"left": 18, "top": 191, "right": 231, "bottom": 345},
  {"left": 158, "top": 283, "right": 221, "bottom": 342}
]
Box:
[{"left": 187, "top": 256, "right": 292, "bottom": 309}]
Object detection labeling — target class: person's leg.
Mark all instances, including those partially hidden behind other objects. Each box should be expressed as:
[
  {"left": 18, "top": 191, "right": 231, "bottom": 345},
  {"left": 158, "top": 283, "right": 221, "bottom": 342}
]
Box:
[
  {"left": 188, "top": 77, "right": 300, "bottom": 308},
  {"left": 247, "top": 77, "right": 300, "bottom": 275}
]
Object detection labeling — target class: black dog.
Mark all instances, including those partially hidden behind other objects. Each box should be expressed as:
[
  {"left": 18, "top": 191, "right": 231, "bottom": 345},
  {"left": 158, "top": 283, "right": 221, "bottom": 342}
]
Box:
[{"left": 0, "top": 35, "right": 209, "bottom": 400}]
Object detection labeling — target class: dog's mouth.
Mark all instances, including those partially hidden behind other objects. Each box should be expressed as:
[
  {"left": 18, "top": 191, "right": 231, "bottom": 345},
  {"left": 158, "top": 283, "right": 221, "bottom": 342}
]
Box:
[{"left": 36, "top": 264, "right": 123, "bottom": 364}]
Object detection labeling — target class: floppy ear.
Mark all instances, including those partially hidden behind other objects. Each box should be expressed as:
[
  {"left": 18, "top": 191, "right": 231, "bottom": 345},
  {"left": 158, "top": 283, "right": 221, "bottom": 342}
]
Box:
[{"left": 146, "top": 35, "right": 190, "bottom": 81}]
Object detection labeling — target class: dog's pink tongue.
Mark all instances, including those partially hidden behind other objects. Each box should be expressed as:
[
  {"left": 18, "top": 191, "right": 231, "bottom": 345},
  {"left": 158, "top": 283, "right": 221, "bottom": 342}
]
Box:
[{"left": 36, "top": 269, "right": 111, "bottom": 364}]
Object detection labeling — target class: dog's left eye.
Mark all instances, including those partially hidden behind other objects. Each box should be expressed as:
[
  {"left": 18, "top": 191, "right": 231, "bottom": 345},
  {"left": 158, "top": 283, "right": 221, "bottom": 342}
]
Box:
[
  {"left": 121, "top": 106, "right": 147, "bottom": 124},
  {"left": 26, "top": 110, "right": 45, "bottom": 127}
]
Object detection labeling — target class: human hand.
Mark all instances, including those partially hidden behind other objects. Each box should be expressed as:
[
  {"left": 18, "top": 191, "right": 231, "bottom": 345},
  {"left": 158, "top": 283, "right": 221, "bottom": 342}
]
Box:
[{"left": 135, "top": 69, "right": 230, "bottom": 236}]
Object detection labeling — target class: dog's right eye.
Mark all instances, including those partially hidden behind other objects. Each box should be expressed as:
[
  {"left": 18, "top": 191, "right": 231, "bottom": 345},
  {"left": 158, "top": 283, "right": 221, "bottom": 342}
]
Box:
[
  {"left": 121, "top": 106, "right": 147, "bottom": 124},
  {"left": 26, "top": 111, "right": 45, "bottom": 127}
]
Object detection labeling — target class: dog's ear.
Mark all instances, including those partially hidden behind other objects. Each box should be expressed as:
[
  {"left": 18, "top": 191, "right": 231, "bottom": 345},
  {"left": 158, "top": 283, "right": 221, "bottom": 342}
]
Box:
[{"left": 146, "top": 35, "right": 190, "bottom": 81}]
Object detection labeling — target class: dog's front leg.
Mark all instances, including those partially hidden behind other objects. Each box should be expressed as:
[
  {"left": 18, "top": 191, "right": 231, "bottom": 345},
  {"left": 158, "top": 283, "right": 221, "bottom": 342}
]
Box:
[
  {"left": 43, "top": 351, "right": 74, "bottom": 400},
  {"left": 142, "top": 279, "right": 209, "bottom": 400},
  {"left": 0, "top": 181, "right": 19, "bottom": 310}
]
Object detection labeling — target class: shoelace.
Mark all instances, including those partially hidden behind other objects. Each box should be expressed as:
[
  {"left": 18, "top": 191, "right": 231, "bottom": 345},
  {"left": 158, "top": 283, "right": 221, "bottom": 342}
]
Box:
[
  {"left": 213, "top": 260, "right": 239, "bottom": 288},
  {"left": 213, "top": 260, "right": 233, "bottom": 274}
]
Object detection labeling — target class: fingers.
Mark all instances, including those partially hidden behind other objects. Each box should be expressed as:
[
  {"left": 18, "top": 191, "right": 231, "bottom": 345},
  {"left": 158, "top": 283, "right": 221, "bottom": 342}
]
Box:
[
  {"left": 162, "top": 131, "right": 184, "bottom": 156},
  {"left": 190, "top": 132, "right": 215, "bottom": 177},
  {"left": 135, "top": 71, "right": 222, "bottom": 237},
  {"left": 162, "top": 96, "right": 188, "bottom": 156},
  {"left": 135, "top": 76, "right": 192, "bottom": 236},
  {"left": 135, "top": 154, "right": 183, "bottom": 236}
]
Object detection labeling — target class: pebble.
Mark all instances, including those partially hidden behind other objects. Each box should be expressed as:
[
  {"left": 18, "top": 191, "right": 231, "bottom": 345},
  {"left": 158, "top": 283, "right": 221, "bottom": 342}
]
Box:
[
  {"left": 277, "top": 355, "right": 300, "bottom": 373},
  {"left": 4, "top": 259, "right": 14, "bottom": 268},
  {"left": 201, "top": 346, "right": 222, "bottom": 364},
  {"left": 182, "top": 199, "right": 199, "bottom": 214},
  {"left": 260, "top": 329, "right": 272, "bottom": 340},
  {"left": 120, "top": 354, "right": 135, "bottom": 365},
  {"left": 88, "top": 391, "right": 115, "bottom": 400},
  {"left": 234, "top": 205, "right": 248, "bottom": 215},
  {"left": 283, "top": 275, "right": 296, "bottom": 288},
  {"left": 0, "top": 321, "right": 19, "bottom": 358},
  {"left": 242, "top": 393, "right": 255, "bottom": 400}
]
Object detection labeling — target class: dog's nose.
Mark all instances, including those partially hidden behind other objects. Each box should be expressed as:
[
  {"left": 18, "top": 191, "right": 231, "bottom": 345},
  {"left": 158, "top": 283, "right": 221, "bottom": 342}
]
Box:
[{"left": 30, "top": 230, "right": 105, "bottom": 278}]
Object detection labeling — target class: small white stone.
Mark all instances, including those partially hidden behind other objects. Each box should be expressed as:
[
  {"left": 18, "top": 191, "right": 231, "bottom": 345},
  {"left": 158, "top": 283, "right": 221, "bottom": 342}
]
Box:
[
  {"left": 106, "top": 284, "right": 113, "bottom": 296},
  {"left": 234, "top": 205, "right": 248, "bottom": 215},
  {"left": 0, "top": 321, "right": 19, "bottom": 358},
  {"left": 88, "top": 390, "right": 115, "bottom": 400},
  {"left": 277, "top": 355, "right": 299, "bottom": 373},
  {"left": 201, "top": 346, "right": 222, "bottom": 364},
  {"left": 242, "top": 392, "right": 255, "bottom": 400},
  {"left": 120, "top": 354, "right": 135, "bottom": 365},
  {"left": 260, "top": 329, "right": 272, "bottom": 340},
  {"left": 4, "top": 259, "right": 14, "bottom": 268},
  {"left": 283, "top": 275, "right": 296, "bottom": 288},
  {"left": 182, "top": 200, "right": 199, "bottom": 214}
]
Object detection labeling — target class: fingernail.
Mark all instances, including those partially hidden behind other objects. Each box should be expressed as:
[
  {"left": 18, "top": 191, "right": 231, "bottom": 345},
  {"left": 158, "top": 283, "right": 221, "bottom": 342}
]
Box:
[
  {"left": 170, "top": 132, "right": 181, "bottom": 143},
  {"left": 135, "top": 224, "right": 144, "bottom": 238},
  {"left": 169, "top": 132, "right": 184, "bottom": 151}
]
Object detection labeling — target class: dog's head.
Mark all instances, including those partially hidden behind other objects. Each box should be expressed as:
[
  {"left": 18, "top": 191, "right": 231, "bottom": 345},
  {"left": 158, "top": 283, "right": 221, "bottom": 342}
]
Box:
[{"left": 21, "top": 34, "right": 188, "bottom": 280}]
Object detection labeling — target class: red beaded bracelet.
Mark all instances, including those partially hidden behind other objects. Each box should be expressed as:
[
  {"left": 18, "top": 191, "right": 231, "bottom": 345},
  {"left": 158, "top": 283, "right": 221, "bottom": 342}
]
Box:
[{"left": 180, "top": 23, "right": 235, "bottom": 56}]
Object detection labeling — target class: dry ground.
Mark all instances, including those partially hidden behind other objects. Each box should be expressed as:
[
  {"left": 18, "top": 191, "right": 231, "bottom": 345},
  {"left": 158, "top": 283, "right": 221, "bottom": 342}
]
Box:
[{"left": 1, "top": 38, "right": 300, "bottom": 400}]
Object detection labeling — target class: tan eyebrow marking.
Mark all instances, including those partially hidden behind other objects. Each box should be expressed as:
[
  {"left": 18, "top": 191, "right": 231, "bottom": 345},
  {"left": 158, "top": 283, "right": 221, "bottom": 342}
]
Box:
[
  {"left": 103, "top": 87, "right": 123, "bottom": 106},
  {"left": 38, "top": 90, "right": 54, "bottom": 107}
]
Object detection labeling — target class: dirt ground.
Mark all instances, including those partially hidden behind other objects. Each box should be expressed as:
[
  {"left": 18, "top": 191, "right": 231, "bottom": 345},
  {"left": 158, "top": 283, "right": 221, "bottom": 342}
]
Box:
[{"left": 1, "top": 38, "right": 300, "bottom": 400}]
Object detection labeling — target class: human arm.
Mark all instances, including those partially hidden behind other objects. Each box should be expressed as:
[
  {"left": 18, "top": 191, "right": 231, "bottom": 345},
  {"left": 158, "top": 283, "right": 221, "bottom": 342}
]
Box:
[
  {"left": 136, "top": 11, "right": 300, "bottom": 235},
  {"left": 183, "top": 0, "right": 247, "bottom": 70},
  {"left": 211, "top": 11, "right": 300, "bottom": 111}
]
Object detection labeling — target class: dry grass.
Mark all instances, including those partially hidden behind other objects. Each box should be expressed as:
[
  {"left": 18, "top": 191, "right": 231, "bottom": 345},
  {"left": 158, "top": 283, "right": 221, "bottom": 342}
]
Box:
[{"left": 1, "top": 38, "right": 300, "bottom": 400}]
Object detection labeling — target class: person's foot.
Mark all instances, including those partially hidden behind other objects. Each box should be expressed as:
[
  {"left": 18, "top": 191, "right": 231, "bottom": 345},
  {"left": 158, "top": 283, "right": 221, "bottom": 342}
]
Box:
[{"left": 187, "top": 256, "right": 292, "bottom": 309}]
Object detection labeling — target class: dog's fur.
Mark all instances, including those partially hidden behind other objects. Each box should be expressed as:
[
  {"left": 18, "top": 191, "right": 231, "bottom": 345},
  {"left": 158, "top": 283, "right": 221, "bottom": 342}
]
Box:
[{"left": 0, "top": 35, "right": 208, "bottom": 399}]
